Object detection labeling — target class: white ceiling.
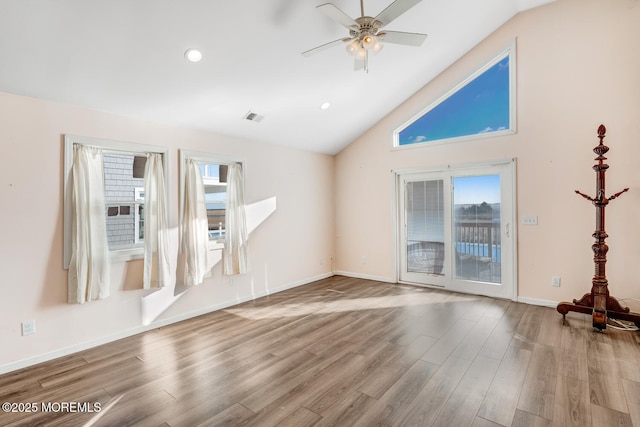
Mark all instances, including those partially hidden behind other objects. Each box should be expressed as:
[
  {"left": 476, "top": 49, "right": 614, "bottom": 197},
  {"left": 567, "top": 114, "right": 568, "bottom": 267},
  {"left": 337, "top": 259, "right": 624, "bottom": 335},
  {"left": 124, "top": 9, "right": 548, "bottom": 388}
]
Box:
[{"left": 0, "top": 0, "right": 553, "bottom": 155}]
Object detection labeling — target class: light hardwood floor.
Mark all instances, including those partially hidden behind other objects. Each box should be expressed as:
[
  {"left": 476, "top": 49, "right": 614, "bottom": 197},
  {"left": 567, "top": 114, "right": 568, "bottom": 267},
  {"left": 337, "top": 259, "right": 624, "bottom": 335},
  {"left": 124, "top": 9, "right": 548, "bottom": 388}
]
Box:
[{"left": 1, "top": 276, "right": 639, "bottom": 426}]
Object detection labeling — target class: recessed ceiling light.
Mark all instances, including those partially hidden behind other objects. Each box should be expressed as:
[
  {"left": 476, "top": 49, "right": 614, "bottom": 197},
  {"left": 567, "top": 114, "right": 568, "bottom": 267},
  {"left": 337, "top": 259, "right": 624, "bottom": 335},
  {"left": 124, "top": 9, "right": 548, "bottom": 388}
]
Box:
[
  {"left": 320, "top": 102, "right": 331, "bottom": 110},
  {"left": 184, "top": 48, "right": 202, "bottom": 63}
]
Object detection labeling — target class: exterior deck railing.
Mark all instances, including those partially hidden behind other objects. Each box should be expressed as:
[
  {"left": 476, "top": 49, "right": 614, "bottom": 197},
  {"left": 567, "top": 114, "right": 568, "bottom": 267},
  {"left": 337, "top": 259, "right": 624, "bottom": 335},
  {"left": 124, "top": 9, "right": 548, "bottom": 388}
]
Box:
[
  {"left": 407, "top": 218, "right": 501, "bottom": 282},
  {"left": 454, "top": 219, "right": 501, "bottom": 261}
]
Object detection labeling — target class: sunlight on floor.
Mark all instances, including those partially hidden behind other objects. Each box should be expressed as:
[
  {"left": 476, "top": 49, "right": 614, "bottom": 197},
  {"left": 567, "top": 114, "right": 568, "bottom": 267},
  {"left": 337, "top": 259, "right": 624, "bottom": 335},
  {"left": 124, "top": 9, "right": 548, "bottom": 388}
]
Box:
[{"left": 225, "top": 291, "right": 478, "bottom": 320}]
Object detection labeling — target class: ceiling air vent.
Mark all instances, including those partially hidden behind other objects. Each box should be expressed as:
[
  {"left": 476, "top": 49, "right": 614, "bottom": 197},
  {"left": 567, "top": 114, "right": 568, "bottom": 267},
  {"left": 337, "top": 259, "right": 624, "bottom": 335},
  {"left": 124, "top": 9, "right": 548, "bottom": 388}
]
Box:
[{"left": 243, "top": 111, "right": 264, "bottom": 123}]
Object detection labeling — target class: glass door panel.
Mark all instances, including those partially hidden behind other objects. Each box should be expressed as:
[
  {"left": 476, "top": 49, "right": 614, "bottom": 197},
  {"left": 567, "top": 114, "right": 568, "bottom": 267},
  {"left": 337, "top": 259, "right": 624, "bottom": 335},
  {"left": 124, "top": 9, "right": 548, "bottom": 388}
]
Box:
[
  {"left": 453, "top": 175, "right": 501, "bottom": 283},
  {"left": 406, "top": 179, "right": 445, "bottom": 275}
]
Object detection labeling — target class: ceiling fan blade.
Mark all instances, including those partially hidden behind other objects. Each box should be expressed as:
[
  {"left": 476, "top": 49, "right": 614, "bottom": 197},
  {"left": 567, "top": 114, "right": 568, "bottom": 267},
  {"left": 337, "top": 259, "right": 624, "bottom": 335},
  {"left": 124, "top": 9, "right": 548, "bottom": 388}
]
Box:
[
  {"left": 317, "top": 3, "right": 358, "bottom": 29},
  {"left": 302, "top": 37, "right": 352, "bottom": 57},
  {"left": 374, "top": 0, "right": 422, "bottom": 27},
  {"left": 378, "top": 31, "right": 427, "bottom": 46}
]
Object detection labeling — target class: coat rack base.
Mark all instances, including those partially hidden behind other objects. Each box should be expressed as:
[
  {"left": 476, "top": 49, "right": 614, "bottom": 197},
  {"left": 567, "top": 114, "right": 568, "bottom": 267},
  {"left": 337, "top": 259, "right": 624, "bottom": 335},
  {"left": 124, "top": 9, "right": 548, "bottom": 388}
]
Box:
[{"left": 557, "top": 293, "right": 640, "bottom": 330}]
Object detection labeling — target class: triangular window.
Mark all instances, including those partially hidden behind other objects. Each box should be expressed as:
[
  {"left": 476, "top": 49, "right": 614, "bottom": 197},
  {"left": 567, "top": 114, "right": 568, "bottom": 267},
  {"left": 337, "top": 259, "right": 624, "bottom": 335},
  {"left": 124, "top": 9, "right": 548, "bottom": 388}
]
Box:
[{"left": 395, "top": 45, "right": 515, "bottom": 147}]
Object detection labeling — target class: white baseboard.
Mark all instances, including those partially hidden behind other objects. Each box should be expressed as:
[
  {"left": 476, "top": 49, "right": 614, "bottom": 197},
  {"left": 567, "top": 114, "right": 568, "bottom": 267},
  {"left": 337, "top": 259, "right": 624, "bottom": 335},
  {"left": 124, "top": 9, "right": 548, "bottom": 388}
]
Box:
[
  {"left": 517, "top": 296, "right": 558, "bottom": 308},
  {"left": 333, "top": 270, "right": 396, "bottom": 284},
  {"left": 0, "top": 272, "right": 334, "bottom": 376},
  {"left": 336, "top": 272, "right": 562, "bottom": 309}
]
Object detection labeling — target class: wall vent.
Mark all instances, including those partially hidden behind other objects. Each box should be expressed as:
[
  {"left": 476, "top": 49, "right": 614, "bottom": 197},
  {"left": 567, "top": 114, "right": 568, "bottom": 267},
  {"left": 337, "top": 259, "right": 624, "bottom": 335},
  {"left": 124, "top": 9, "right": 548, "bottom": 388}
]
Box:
[{"left": 243, "top": 111, "right": 264, "bottom": 123}]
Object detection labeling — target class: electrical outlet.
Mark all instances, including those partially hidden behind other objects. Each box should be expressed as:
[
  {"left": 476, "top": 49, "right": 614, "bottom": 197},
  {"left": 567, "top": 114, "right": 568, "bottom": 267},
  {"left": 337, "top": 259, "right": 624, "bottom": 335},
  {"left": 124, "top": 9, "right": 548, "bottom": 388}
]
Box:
[
  {"left": 522, "top": 215, "right": 538, "bottom": 225},
  {"left": 320, "top": 258, "right": 324, "bottom": 265},
  {"left": 552, "top": 276, "right": 561, "bottom": 287},
  {"left": 361, "top": 256, "right": 367, "bottom": 265},
  {"left": 21, "top": 320, "right": 36, "bottom": 336}
]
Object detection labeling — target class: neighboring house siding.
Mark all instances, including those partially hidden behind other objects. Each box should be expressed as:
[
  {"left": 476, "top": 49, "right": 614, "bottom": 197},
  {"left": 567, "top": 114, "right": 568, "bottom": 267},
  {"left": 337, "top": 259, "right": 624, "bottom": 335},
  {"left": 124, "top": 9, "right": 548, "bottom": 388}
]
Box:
[{"left": 103, "top": 153, "right": 143, "bottom": 249}]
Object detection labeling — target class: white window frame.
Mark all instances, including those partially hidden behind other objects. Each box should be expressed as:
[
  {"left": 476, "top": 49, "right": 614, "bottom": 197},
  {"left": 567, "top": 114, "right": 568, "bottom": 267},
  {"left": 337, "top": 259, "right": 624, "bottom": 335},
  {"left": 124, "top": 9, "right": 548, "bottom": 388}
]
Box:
[
  {"left": 63, "top": 135, "right": 170, "bottom": 268},
  {"left": 179, "top": 149, "right": 245, "bottom": 251},
  {"left": 393, "top": 40, "right": 517, "bottom": 149}
]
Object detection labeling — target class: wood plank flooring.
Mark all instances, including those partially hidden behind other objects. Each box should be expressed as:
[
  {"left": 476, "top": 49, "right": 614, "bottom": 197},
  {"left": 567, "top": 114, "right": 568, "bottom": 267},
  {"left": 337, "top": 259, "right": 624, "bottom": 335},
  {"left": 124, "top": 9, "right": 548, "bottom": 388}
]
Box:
[{"left": 1, "top": 276, "right": 639, "bottom": 426}]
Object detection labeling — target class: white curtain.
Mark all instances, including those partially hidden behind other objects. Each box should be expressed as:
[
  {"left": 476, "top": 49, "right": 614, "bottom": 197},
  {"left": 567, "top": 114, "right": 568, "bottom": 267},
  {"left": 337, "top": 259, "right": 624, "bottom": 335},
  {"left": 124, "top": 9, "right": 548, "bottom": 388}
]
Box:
[
  {"left": 143, "top": 153, "right": 171, "bottom": 288},
  {"left": 223, "top": 163, "right": 250, "bottom": 275},
  {"left": 180, "top": 159, "right": 210, "bottom": 286},
  {"left": 68, "top": 145, "right": 110, "bottom": 303}
]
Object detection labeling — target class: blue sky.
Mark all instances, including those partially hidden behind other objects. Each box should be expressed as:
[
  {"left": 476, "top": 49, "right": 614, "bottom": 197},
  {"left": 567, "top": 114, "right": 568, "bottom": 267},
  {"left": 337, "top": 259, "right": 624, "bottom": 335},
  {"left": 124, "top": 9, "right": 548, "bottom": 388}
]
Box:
[
  {"left": 453, "top": 175, "right": 500, "bottom": 204},
  {"left": 399, "top": 56, "right": 510, "bottom": 145}
]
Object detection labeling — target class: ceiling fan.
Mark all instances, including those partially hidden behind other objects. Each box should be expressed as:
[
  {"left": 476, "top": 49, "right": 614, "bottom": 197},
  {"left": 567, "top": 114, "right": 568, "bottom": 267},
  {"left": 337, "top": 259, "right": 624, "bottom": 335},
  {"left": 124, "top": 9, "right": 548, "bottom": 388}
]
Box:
[{"left": 302, "top": 0, "right": 428, "bottom": 72}]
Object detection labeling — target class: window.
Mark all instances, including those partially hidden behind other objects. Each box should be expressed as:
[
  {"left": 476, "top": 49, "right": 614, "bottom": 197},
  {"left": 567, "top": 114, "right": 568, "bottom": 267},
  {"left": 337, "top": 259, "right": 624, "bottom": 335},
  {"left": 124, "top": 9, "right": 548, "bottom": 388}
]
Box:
[
  {"left": 63, "top": 135, "right": 169, "bottom": 268},
  {"left": 179, "top": 150, "right": 244, "bottom": 249},
  {"left": 200, "top": 163, "right": 228, "bottom": 241},
  {"left": 394, "top": 43, "right": 516, "bottom": 148},
  {"left": 179, "top": 150, "right": 249, "bottom": 282},
  {"left": 102, "top": 153, "right": 146, "bottom": 250}
]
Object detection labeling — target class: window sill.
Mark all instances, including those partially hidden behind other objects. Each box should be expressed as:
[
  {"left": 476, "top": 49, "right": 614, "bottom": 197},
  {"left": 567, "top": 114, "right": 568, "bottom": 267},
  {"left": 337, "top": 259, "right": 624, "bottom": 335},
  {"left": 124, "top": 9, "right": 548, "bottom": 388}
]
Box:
[
  {"left": 208, "top": 240, "right": 224, "bottom": 251},
  {"left": 110, "top": 241, "right": 223, "bottom": 263},
  {"left": 110, "top": 247, "right": 144, "bottom": 263}
]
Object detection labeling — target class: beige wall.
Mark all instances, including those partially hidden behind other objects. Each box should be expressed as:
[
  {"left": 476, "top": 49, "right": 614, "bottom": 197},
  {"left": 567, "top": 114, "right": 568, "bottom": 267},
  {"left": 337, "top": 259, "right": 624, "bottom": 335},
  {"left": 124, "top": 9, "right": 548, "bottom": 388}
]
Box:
[
  {"left": 334, "top": 0, "right": 640, "bottom": 307},
  {"left": 0, "top": 93, "right": 335, "bottom": 372}
]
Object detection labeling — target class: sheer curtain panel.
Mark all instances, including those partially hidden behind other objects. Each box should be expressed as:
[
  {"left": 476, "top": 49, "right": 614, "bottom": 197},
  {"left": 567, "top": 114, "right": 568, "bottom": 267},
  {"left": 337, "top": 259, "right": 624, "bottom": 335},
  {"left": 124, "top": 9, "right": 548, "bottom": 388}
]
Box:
[
  {"left": 68, "top": 145, "right": 110, "bottom": 303},
  {"left": 143, "top": 153, "right": 171, "bottom": 288},
  {"left": 180, "top": 159, "right": 210, "bottom": 286},
  {"left": 223, "top": 163, "right": 250, "bottom": 275}
]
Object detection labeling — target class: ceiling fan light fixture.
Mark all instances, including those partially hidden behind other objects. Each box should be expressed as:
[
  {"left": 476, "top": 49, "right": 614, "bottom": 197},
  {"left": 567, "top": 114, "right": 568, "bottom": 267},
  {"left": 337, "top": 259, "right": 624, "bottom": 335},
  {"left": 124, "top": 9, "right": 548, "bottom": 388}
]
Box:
[
  {"left": 346, "top": 39, "right": 361, "bottom": 55},
  {"left": 362, "top": 34, "right": 376, "bottom": 49},
  {"left": 372, "top": 41, "right": 383, "bottom": 55}
]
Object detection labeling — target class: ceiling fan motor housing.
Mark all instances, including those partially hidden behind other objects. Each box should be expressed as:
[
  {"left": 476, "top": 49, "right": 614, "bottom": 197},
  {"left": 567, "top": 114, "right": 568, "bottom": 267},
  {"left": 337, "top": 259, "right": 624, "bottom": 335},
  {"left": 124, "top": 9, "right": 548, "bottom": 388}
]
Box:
[{"left": 349, "top": 16, "right": 382, "bottom": 40}]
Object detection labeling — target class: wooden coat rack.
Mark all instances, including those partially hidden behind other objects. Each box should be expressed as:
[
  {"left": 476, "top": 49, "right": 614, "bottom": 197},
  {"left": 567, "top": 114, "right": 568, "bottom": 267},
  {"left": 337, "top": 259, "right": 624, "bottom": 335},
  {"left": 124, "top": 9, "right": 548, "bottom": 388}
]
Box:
[{"left": 557, "top": 124, "right": 640, "bottom": 330}]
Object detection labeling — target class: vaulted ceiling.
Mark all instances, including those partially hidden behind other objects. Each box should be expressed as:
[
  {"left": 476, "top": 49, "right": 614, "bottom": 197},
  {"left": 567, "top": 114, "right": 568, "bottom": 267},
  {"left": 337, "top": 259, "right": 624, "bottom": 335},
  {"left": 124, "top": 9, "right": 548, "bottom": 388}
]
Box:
[{"left": 0, "top": 0, "right": 554, "bottom": 154}]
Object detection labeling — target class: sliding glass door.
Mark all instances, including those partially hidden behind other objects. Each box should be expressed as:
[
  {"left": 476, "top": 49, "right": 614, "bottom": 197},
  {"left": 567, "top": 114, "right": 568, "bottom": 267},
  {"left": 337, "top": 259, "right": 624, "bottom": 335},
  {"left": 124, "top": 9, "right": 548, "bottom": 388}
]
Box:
[{"left": 398, "top": 161, "right": 515, "bottom": 299}]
